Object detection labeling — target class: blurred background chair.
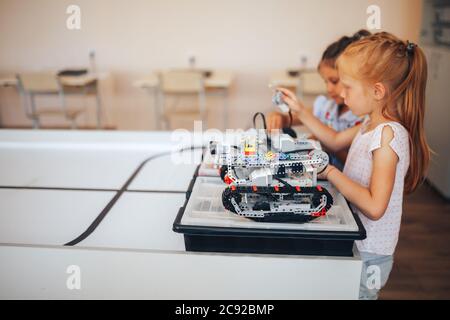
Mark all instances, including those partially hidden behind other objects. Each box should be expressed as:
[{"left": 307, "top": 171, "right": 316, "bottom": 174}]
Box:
[
  {"left": 159, "top": 70, "right": 207, "bottom": 130},
  {"left": 16, "top": 72, "right": 85, "bottom": 129},
  {"left": 297, "top": 70, "right": 327, "bottom": 100}
]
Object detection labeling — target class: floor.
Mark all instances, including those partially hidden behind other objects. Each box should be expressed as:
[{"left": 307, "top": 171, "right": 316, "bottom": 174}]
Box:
[{"left": 380, "top": 182, "right": 450, "bottom": 300}]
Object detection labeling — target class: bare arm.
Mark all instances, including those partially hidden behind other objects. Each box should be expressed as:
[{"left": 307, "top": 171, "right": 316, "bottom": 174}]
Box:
[
  {"left": 322, "top": 126, "right": 398, "bottom": 220},
  {"left": 297, "top": 107, "right": 360, "bottom": 152},
  {"left": 277, "top": 88, "right": 359, "bottom": 152}
]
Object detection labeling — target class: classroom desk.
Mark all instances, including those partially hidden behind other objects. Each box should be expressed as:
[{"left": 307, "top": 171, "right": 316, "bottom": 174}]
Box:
[
  {"left": 134, "top": 70, "right": 234, "bottom": 130},
  {"left": 0, "top": 73, "right": 106, "bottom": 129},
  {"left": 0, "top": 78, "right": 17, "bottom": 87},
  {"left": 0, "top": 130, "right": 362, "bottom": 299}
]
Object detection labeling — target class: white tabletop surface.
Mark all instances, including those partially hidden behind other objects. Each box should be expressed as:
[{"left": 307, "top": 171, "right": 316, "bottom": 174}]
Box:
[
  {"left": 128, "top": 150, "right": 202, "bottom": 191},
  {"left": 0, "top": 189, "right": 114, "bottom": 246},
  {"left": 0, "top": 129, "right": 201, "bottom": 250},
  {"left": 0, "top": 147, "right": 156, "bottom": 189},
  {"left": 78, "top": 192, "right": 187, "bottom": 250},
  {"left": 0, "top": 130, "right": 364, "bottom": 299}
]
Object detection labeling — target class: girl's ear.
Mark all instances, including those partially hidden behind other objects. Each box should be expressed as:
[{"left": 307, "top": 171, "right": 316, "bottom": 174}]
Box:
[{"left": 373, "top": 82, "right": 387, "bottom": 100}]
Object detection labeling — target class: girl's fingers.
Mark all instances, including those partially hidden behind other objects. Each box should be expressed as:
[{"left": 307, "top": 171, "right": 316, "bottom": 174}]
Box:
[
  {"left": 283, "top": 96, "right": 301, "bottom": 112},
  {"left": 268, "top": 117, "right": 280, "bottom": 130},
  {"left": 276, "top": 87, "right": 297, "bottom": 101},
  {"left": 267, "top": 113, "right": 283, "bottom": 130},
  {"left": 267, "top": 118, "right": 273, "bottom": 131},
  {"left": 274, "top": 117, "right": 282, "bottom": 129},
  {"left": 267, "top": 115, "right": 274, "bottom": 131}
]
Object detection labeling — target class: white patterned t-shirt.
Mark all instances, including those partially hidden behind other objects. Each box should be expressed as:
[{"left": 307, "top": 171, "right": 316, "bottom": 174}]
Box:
[
  {"left": 343, "top": 119, "right": 410, "bottom": 256},
  {"left": 313, "top": 95, "right": 363, "bottom": 170}
]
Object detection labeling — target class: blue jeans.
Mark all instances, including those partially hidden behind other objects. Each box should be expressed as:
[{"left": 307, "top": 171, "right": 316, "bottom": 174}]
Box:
[{"left": 359, "top": 251, "right": 394, "bottom": 300}]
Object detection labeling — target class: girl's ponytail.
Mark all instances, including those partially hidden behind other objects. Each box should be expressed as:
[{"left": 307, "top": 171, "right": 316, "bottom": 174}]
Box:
[{"left": 395, "top": 43, "right": 430, "bottom": 193}]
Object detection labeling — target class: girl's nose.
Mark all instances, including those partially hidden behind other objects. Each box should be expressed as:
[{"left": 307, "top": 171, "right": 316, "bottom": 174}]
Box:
[
  {"left": 340, "top": 90, "right": 346, "bottom": 99},
  {"left": 327, "top": 83, "right": 334, "bottom": 94}
]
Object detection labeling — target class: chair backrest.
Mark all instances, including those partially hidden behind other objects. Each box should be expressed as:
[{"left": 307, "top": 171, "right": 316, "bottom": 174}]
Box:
[
  {"left": 17, "top": 72, "right": 60, "bottom": 93},
  {"left": 160, "top": 70, "right": 204, "bottom": 94}
]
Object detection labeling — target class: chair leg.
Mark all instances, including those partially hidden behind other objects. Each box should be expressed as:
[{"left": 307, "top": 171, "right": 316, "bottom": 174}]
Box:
[
  {"left": 199, "top": 91, "right": 207, "bottom": 130},
  {"left": 32, "top": 117, "right": 40, "bottom": 129},
  {"left": 70, "top": 118, "right": 77, "bottom": 129},
  {"left": 29, "top": 94, "right": 40, "bottom": 129},
  {"left": 164, "top": 117, "right": 171, "bottom": 130}
]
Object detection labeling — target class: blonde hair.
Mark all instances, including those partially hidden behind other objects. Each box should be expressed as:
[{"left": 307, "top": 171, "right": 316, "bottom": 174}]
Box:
[{"left": 337, "top": 32, "right": 430, "bottom": 194}]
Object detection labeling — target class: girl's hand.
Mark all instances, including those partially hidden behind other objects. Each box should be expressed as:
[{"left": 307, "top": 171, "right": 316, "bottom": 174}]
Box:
[
  {"left": 318, "top": 165, "right": 337, "bottom": 180},
  {"left": 276, "top": 87, "right": 306, "bottom": 113},
  {"left": 267, "top": 111, "right": 287, "bottom": 131}
]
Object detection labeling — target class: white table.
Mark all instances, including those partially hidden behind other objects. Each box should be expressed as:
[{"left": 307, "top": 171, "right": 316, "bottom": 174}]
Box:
[
  {"left": 134, "top": 70, "right": 234, "bottom": 130},
  {"left": 0, "top": 130, "right": 362, "bottom": 299}
]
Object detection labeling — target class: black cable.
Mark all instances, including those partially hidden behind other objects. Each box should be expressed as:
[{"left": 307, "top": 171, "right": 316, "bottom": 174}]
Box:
[
  {"left": 288, "top": 110, "right": 293, "bottom": 128},
  {"left": 252, "top": 112, "right": 271, "bottom": 150},
  {"left": 64, "top": 146, "right": 205, "bottom": 246},
  {"left": 281, "top": 110, "right": 297, "bottom": 139},
  {"left": 252, "top": 112, "right": 267, "bottom": 130},
  {"left": 273, "top": 176, "right": 294, "bottom": 190}
]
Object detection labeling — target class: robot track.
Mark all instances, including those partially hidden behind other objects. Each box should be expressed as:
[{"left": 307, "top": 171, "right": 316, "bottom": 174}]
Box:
[{"left": 222, "top": 185, "right": 333, "bottom": 223}]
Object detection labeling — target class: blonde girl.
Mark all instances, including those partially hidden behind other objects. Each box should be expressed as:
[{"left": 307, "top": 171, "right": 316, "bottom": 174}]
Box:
[{"left": 278, "top": 32, "right": 430, "bottom": 299}]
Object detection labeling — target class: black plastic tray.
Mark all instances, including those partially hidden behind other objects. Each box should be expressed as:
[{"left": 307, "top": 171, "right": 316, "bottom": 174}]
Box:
[{"left": 173, "top": 166, "right": 366, "bottom": 257}]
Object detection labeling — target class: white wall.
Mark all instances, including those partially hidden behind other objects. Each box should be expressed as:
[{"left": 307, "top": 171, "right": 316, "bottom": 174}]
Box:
[{"left": 0, "top": 0, "right": 423, "bottom": 130}]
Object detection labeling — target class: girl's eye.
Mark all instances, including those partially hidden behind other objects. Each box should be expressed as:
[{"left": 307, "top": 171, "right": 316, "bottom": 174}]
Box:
[{"left": 330, "top": 79, "right": 339, "bottom": 85}]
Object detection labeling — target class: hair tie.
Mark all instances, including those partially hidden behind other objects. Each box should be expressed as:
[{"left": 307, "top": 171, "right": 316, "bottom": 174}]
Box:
[{"left": 406, "top": 41, "right": 417, "bottom": 55}]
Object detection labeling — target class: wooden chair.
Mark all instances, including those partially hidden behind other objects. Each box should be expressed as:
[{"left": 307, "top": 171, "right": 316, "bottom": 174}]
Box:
[{"left": 17, "top": 72, "right": 85, "bottom": 129}]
